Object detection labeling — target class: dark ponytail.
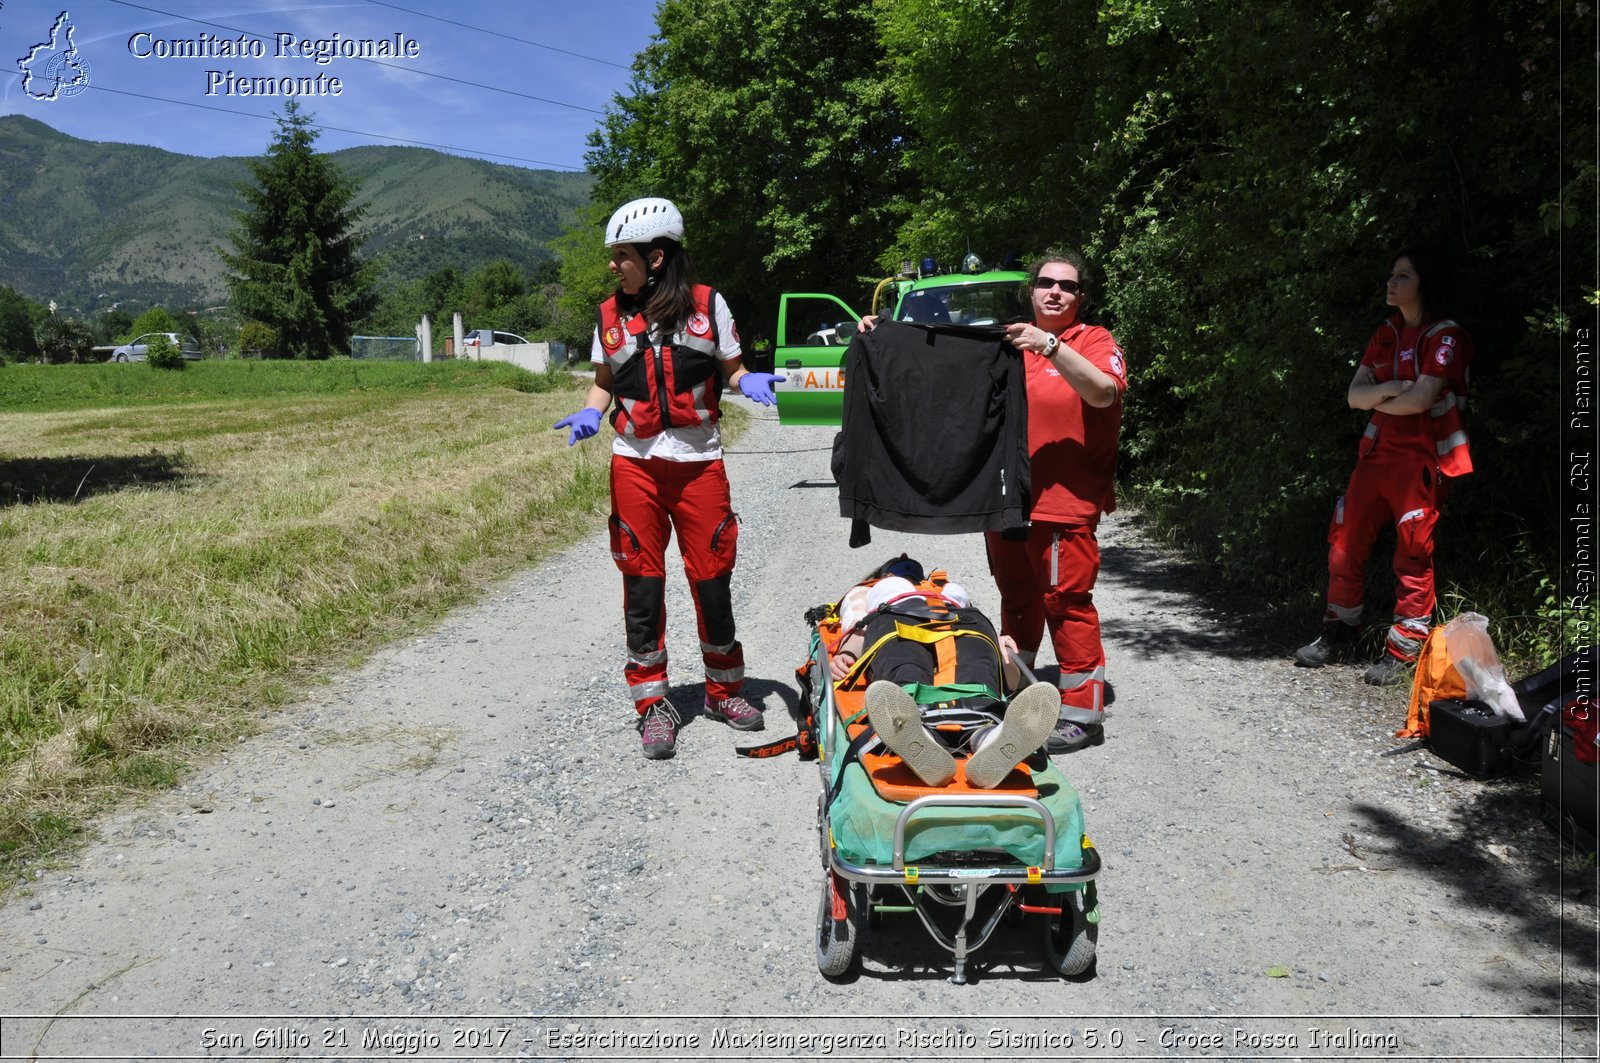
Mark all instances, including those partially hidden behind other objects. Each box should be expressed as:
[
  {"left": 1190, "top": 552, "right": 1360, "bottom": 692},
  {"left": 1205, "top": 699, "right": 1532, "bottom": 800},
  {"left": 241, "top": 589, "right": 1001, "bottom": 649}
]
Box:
[
  {"left": 638, "top": 239, "right": 698, "bottom": 335},
  {"left": 1391, "top": 245, "right": 1457, "bottom": 321}
]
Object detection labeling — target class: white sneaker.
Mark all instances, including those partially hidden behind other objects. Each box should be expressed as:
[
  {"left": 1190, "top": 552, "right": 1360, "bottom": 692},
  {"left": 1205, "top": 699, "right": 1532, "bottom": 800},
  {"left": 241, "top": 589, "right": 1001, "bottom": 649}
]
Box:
[
  {"left": 966, "top": 682, "right": 1059, "bottom": 787},
  {"left": 865, "top": 680, "right": 955, "bottom": 786}
]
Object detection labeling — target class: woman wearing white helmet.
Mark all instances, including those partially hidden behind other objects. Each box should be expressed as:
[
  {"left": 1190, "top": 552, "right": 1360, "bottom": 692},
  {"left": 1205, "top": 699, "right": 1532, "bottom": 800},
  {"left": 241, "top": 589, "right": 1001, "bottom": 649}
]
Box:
[{"left": 554, "top": 196, "right": 784, "bottom": 760}]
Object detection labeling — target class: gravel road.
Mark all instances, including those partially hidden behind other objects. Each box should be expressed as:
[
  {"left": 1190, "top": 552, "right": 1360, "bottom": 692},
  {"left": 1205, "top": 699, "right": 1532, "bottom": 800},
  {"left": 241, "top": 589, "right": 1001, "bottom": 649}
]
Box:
[{"left": 1, "top": 399, "right": 1595, "bottom": 1062}]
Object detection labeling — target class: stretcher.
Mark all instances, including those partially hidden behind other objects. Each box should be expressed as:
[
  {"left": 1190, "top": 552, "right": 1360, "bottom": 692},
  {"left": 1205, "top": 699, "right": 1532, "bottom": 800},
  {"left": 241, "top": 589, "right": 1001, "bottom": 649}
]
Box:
[{"left": 800, "top": 613, "right": 1102, "bottom": 984}]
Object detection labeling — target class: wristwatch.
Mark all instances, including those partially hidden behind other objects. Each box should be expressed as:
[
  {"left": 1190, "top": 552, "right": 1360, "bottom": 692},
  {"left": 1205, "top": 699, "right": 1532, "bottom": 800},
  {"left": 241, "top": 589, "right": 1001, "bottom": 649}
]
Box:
[{"left": 1043, "top": 333, "right": 1059, "bottom": 356}]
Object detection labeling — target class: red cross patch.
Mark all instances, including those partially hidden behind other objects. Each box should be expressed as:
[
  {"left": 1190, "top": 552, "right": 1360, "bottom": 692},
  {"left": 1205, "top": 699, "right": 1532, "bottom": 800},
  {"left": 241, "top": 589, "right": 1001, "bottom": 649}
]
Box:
[
  {"left": 688, "top": 312, "right": 712, "bottom": 338},
  {"left": 603, "top": 325, "right": 624, "bottom": 351}
]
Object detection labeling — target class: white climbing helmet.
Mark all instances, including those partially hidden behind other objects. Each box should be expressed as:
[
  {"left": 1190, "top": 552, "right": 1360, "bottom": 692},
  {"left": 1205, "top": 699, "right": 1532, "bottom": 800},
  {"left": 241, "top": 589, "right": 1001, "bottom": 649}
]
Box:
[{"left": 604, "top": 197, "right": 685, "bottom": 247}]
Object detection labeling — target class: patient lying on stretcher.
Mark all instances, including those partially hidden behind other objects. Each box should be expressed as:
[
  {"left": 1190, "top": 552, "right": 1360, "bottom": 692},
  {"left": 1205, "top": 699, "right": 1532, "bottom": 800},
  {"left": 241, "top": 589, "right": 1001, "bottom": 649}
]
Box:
[{"left": 828, "top": 556, "right": 1059, "bottom": 789}]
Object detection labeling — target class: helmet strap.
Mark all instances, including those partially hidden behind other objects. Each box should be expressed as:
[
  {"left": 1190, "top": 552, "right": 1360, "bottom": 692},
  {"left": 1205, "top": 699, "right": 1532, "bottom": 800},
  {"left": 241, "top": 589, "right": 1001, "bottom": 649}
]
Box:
[{"left": 638, "top": 241, "right": 671, "bottom": 294}]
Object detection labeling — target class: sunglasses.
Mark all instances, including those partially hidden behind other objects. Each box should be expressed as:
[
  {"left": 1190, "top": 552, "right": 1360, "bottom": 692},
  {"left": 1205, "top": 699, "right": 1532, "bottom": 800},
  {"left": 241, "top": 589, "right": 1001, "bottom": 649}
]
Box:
[{"left": 1033, "top": 277, "right": 1083, "bottom": 294}]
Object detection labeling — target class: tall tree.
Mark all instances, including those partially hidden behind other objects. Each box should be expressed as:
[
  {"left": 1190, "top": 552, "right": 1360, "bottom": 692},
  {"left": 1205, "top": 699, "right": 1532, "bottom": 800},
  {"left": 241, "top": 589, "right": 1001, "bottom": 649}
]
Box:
[
  {"left": 124, "top": 305, "right": 186, "bottom": 341},
  {"left": 463, "top": 259, "right": 528, "bottom": 326},
  {"left": 551, "top": 205, "right": 619, "bottom": 350},
  {"left": 220, "top": 102, "right": 377, "bottom": 359},
  {"left": 583, "top": 0, "right": 915, "bottom": 328},
  {"left": 0, "top": 286, "right": 46, "bottom": 363},
  {"left": 879, "top": 0, "right": 1592, "bottom": 646}
]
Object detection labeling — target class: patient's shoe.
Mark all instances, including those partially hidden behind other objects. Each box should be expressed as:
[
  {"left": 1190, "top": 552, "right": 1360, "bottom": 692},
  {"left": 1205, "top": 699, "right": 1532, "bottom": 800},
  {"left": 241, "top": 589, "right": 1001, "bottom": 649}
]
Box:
[
  {"left": 966, "top": 681, "right": 1060, "bottom": 788},
  {"left": 866, "top": 680, "right": 955, "bottom": 786}
]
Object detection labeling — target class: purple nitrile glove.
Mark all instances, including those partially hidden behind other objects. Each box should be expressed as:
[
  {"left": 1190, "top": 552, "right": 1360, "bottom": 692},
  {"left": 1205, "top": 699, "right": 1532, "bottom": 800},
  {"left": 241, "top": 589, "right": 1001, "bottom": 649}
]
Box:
[
  {"left": 553, "top": 407, "right": 602, "bottom": 445},
  {"left": 737, "top": 372, "right": 785, "bottom": 407}
]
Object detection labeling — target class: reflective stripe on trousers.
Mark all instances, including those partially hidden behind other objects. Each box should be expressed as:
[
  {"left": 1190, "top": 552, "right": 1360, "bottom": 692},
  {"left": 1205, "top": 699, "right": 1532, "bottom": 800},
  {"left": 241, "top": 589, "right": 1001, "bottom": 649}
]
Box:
[{"left": 1058, "top": 666, "right": 1106, "bottom": 723}]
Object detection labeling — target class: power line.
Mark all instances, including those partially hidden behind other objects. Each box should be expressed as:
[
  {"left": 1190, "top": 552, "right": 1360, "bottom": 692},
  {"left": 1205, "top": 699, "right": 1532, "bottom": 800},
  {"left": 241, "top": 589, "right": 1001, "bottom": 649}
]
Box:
[
  {"left": 356, "top": 0, "right": 630, "bottom": 69},
  {"left": 105, "top": 0, "right": 608, "bottom": 115},
  {"left": 80, "top": 83, "right": 586, "bottom": 170}
]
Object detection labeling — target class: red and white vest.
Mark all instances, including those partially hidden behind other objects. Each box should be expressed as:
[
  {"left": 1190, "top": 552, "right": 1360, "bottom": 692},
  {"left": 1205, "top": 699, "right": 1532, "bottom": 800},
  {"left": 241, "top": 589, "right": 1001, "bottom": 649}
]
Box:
[
  {"left": 596, "top": 284, "right": 723, "bottom": 440},
  {"left": 1360, "top": 315, "right": 1473, "bottom": 477}
]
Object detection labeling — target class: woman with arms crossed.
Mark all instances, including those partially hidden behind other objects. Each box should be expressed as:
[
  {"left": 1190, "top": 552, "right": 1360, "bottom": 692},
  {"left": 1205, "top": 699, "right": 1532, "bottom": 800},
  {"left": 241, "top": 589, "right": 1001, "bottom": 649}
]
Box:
[{"left": 1293, "top": 248, "right": 1473, "bottom": 685}]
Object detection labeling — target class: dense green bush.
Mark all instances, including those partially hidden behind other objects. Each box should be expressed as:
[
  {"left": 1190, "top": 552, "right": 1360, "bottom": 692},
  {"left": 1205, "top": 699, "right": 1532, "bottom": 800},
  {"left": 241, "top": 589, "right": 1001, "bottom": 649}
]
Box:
[
  {"left": 237, "top": 321, "right": 276, "bottom": 359},
  {"left": 33, "top": 315, "right": 94, "bottom": 365},
  {"left": 0, "top": 286, "right": 46, "bottom": 363},
  {"left": 143, "top": 334, "right": 185, "bottom": 370}
]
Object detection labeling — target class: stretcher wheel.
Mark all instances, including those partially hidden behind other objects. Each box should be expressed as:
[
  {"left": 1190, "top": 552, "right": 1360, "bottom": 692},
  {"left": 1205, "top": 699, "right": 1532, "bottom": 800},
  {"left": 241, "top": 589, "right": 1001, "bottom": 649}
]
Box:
[
  {"left": 1041, "top": 884, "right": 1097, "bottom": 978},
  {"left": 815, "top": 875, "right": 864, "bottom": 978}
]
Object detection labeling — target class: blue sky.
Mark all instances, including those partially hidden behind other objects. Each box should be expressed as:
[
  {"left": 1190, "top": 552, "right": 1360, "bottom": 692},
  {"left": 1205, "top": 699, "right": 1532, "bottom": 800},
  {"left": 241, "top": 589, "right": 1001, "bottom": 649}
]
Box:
[{"left": 1, "top": 0, "right": 660, "bottom": 170}]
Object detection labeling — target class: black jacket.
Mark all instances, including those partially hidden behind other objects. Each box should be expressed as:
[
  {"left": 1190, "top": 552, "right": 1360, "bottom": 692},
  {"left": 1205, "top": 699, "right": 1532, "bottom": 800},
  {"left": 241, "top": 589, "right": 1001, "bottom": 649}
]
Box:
[{"left": 832, "top": 321, "right": 1030, "bottom": 547}]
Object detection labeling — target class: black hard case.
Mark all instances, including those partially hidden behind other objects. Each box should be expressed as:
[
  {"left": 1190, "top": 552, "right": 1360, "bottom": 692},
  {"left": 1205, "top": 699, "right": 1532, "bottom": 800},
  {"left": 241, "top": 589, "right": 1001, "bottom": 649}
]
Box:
[
  {"left": 1541, "top": 722, "right": 1600, "bottom": 852},
  {"left": 1428, "top": 698, "right": 1514, "bottom": 780}
]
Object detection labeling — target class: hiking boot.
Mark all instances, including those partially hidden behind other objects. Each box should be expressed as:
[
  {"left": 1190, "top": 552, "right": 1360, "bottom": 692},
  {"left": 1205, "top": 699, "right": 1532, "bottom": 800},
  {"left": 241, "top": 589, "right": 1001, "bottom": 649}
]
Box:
[
  {"left": 865, "top": 680, "right": 955, "bottom": 786},
  {"left": 638, "top": 700, "right": 681, "bottom": 760},
  {"left": 704, "top": 693, "right": 764, "bottom": 731},
  {"left": 1293, "top": 622, "right": 1358, "bottom": 667},
  {"left": 1045, "top": 719, "right": 1105, "bottom": 755},
  {"left": 1363, "top": 654, "right": 1415, "bottom": 687},
  {"left": 967, "top": 682, "right": 1060, "bottom": 788}
]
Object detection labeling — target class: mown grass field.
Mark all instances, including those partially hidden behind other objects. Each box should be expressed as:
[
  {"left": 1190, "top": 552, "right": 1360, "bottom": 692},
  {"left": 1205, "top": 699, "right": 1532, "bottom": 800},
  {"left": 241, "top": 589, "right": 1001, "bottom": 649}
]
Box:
[
  {"left": 0, "top": 359, "right": 697, "bottom": 879},
  {"left": 0, "top": 357, "right": 548, "bottom": 413}
]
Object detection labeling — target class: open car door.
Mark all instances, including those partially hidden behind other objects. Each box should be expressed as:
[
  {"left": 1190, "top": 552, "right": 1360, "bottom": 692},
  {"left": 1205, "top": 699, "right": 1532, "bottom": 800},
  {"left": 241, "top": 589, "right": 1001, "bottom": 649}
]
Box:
[{"left": 774, "top": 293, "right": 860, "bottom": 426}]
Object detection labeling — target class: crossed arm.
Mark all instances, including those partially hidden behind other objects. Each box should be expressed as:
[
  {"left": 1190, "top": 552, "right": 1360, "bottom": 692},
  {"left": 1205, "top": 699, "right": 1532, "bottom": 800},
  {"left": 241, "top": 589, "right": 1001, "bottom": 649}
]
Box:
[{"left": 1347, "top": 364, "right": 1446, "bottom": 414}]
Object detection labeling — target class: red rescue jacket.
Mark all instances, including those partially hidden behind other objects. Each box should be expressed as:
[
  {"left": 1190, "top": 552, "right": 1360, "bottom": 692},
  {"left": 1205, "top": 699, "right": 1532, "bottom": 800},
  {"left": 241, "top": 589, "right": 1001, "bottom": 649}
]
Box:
[
  {"left": 596, "top": 284, "right": 724, "bottom": 440},
  {"left": 1360, "top": 315, "right": 1473, "bottom": 477}
]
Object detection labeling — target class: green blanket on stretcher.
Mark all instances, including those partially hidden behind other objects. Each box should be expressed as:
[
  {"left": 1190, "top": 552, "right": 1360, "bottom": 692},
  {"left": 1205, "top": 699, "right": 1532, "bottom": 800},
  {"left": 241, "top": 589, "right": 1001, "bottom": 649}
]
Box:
[{"left": 828, "top": 759, "right": 1089, "bottom": 892}]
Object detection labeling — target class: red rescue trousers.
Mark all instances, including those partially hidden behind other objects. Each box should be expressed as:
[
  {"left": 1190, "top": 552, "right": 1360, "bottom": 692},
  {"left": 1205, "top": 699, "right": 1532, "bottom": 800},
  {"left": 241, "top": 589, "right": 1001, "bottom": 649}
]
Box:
[
  {"left": 608, "top": 455, "right": 743, "bottom": 713},
  {"left": 986, "top": 522, "right": 1106, "bottom": 719},
  {"left": 1324, "top": 457, "right": 1442, "bottom": 661}
]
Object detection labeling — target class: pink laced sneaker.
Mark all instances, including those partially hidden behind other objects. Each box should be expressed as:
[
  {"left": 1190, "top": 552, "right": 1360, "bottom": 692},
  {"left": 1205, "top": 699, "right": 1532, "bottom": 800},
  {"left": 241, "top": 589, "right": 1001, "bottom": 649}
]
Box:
[
  {"left": 638, "top": 700, "right": 681, "bottom": 759},
  {"left": 703, "top": 694, "right": 764, "bottom": 731}
]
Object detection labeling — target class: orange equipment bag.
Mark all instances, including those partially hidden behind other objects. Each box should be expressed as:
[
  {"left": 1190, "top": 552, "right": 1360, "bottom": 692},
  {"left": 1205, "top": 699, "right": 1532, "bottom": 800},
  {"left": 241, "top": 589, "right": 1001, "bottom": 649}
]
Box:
[{"left": 1397, "top": 625, "right": 1469, "bottom": 739}]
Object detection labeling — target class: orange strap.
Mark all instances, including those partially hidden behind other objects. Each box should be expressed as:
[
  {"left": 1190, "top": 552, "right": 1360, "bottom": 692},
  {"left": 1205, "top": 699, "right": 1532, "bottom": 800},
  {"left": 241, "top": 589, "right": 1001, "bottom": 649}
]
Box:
[{"left": 932, "top": 633, "right": 958, "bottom": 685}]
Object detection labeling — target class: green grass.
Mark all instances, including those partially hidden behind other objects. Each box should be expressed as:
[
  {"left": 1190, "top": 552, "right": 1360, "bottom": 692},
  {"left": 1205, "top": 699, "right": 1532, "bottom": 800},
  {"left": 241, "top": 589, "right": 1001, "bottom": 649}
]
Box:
[
  {"left": 0, "top": 358, "right": 561, "bottom": 413},
  {"left": 0, "top": 360, "right": 720, "bottom": 881}
]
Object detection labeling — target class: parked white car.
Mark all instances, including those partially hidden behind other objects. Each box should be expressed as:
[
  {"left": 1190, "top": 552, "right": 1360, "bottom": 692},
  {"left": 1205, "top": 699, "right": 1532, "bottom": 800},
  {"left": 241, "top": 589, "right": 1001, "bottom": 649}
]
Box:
[
  {"left": 111, "top": 332, "right": 202, "bottom": 362},
  {"left": 463, "top": 329, "right": 529, "bottom": 348}
]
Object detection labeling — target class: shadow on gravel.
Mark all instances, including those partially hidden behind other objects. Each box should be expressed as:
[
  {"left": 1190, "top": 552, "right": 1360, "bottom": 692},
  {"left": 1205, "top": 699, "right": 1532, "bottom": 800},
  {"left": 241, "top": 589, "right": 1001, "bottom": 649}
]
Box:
[
  {"left": 0, "top": 453, "right": 189, "bottom": 506},
  {"left": 1099, "top": 513, "right": 1398, "bottom": 667},
  {"left": 844, "top": 907, "right": 1074, "bottom": 985},
  {"left": 1351, "top": 788, "right": 1598, "bottom": 1009}
]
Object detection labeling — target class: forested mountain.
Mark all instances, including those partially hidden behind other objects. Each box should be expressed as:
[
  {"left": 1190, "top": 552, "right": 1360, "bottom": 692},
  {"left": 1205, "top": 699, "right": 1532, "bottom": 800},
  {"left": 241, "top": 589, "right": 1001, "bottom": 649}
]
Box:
[{"left": 0, "top": 115, "right": 591, "bottom": 313}]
